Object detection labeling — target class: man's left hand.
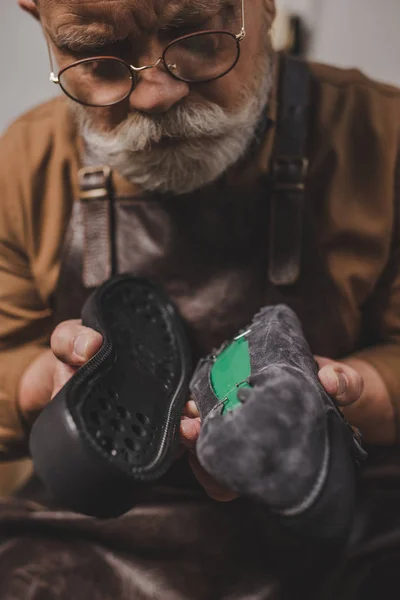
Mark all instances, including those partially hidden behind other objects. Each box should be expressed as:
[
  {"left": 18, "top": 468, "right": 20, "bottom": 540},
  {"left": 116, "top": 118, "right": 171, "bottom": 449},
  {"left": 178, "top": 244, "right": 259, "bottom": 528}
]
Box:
[
  {"left": 179, "top": 358, "right": 364, "bottom": 502},
  {"left": 315, "top": 356, "right": 364, "bottom": 407},
  {"left": 179, "top": 400, "right": 239, "bottom": 502}
]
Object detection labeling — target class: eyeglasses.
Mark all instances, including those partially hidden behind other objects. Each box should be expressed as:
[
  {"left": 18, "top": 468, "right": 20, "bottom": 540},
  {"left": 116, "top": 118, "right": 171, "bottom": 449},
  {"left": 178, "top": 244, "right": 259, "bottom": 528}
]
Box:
[{"left": 46, "top": 0, "right": 246, "bottom": 108}]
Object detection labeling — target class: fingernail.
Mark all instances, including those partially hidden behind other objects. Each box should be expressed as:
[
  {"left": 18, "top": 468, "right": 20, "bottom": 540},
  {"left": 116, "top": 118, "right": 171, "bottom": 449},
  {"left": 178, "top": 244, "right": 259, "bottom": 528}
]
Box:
[
  {"left": 73, "top": 334, "right": 90, "bottom": 359},
  {"left": 187, "top": 400, "right": 200, "bottom": 417},
  {"left": 336, "top": 372, "right": 347, "bottom": 396}
]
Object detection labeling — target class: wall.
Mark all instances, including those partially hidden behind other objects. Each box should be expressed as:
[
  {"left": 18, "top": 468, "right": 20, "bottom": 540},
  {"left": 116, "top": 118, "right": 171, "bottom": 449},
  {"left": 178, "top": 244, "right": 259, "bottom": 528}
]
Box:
[
  {"left": 0, "top": 0, "right": 400, "bottom": 133},
  {"left": 310, "top": 0, "right": 400, "bottom": 88},
  {"left": 0, "top": 3, "right": 58, "bottom": 134},
  {"left": 277, "top": 0, "right": 400, "bottom": 87}
]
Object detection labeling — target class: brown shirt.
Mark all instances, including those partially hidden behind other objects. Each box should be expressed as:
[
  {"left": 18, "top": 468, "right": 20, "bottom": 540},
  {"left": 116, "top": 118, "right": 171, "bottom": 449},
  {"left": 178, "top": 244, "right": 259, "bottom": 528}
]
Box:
[{"left": 1, "top": 59, "right": 400, "bottom": 459}]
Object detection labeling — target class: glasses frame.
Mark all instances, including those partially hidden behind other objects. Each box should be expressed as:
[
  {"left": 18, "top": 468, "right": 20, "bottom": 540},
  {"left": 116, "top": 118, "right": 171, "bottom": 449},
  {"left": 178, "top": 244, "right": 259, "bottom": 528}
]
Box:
[{"left": 46, "top": 0, "right": 246, "bottom": 108}]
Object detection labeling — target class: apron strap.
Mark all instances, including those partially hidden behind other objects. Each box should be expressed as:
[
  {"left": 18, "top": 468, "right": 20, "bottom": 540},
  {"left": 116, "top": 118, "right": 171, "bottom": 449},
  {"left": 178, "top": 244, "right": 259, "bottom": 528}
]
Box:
[
  {"left": 269, "top": 54, "right": 311, "bottom": 286},
  {"left": 78, "top": 165, "right": 115, "bottom": 288}
]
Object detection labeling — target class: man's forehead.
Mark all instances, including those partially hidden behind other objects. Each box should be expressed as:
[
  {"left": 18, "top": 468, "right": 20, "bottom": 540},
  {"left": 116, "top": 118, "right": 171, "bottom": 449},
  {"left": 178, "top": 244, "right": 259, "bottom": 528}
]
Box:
[{"left": 41, "top": 0, "right": 235, "bottom": 42}]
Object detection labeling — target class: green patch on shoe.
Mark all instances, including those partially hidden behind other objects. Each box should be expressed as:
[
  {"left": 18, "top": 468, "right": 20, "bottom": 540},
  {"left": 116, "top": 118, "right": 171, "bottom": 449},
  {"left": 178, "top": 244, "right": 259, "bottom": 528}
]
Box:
[{"left": 210, "top": 334, "right": 252, "bottom": 414}]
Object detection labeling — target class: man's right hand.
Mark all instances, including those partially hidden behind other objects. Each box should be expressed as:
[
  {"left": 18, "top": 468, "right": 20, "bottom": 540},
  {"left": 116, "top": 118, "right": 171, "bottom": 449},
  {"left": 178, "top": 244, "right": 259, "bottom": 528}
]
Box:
[
  {"left": 18, "top": 320, "right": 103, "bottom": 428},
  {"left": 17, "top": 319, "right": 237, "bottom": 501}
]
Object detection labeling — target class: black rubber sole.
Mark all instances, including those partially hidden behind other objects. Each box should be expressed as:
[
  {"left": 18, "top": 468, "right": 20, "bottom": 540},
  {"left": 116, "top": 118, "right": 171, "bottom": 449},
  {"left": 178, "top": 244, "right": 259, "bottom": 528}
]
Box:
[{"left": 30, "top": 275, "right": 191, "bottom": 518}]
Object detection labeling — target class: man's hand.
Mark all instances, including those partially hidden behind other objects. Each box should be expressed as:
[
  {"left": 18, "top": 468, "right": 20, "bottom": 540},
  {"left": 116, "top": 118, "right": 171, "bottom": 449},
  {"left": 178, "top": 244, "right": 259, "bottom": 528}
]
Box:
[
  {"left": 179, "top": 358, "right": 366, "bottom": 503},
  {"left": 180, "top": 400, "right": 238, "bottom": 502},
  {"left": 19, "top": 321, "right": 237, "bottom": 501},
  {"left": 315, "top": 356, "right": 364, "bottom": 407},
  {"left": 18, "top": 320, "right": 103, "bottom": 427},
  {"left": 317, "top": 355, "right": 395, "bottom": 444}
]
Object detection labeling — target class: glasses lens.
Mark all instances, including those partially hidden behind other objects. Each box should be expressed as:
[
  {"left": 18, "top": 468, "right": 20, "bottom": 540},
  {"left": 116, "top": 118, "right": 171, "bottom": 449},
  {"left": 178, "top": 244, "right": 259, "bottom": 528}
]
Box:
[
  {"left": 164, "top": 32, "right": 239, "bottom": 83},
  {"left": 59, "top": 58, "right": 134, "bottom": 107}
]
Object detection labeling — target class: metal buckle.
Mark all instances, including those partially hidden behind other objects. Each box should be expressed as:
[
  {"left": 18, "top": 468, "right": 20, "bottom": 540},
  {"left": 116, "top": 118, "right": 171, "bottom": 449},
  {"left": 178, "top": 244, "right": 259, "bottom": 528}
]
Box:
[
  {"left": 78, "top": 166, "right": 112, "bottom": 200},
  {"left": 272, "top": 156, "right": 309, "bottom": 192},
  {"left": 234, "top": 329, "right": 252, "bottom": 341}
]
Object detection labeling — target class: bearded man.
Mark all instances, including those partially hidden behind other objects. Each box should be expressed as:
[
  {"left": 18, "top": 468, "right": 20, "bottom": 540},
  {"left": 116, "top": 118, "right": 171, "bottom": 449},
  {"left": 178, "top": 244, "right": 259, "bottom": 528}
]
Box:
[{"left": 0, "top": 0, "right": 400, "bottom": 598}]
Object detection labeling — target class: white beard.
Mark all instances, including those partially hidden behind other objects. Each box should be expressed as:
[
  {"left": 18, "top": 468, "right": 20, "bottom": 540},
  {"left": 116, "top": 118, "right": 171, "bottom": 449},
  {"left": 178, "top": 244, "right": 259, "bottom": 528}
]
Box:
[{"left": 74, "top": 55, "right": 273, "bottom": 196}]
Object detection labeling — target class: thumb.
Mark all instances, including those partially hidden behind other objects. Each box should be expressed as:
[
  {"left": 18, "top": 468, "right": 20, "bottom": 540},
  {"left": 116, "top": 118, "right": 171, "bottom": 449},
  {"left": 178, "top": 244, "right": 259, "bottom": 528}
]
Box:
[
  {"left": 318, "top": 363, "right": 364, "bottom": 407},
  {"left": 52, "top": 362, "right": 79, "bottom": 399}
]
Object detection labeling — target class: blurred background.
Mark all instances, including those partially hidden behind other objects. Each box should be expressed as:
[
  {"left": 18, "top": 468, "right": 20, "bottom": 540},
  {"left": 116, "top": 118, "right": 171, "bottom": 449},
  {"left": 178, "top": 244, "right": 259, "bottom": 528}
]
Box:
[{"left": 1, "top": 0, "right": 400, "bottom": 133}]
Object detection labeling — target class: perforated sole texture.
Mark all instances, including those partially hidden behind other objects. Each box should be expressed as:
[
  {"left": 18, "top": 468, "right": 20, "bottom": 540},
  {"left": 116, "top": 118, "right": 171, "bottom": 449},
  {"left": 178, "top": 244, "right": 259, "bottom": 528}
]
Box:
[
  {"left": 69, "top": 276, "right": 190, "bottom": 478},
  {"left": 76, "top": 278, "right": 185, "bottom": 473}
]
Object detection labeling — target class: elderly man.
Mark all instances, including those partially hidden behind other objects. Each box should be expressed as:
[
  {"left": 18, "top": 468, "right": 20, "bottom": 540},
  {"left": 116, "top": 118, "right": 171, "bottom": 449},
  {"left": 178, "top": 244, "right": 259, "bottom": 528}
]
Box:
[{"left": 0, "top": 0, "right": 400, "bottom": 597}]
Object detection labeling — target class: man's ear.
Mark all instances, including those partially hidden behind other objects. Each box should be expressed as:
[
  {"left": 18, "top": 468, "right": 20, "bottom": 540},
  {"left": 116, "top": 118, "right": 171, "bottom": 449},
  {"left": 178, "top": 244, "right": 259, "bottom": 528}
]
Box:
[
  {"left": 18, "top": 0, "right": 40, "bottom": 21},
  {"left": 263, "top": 0, "right": 276, "bottom": 23}
]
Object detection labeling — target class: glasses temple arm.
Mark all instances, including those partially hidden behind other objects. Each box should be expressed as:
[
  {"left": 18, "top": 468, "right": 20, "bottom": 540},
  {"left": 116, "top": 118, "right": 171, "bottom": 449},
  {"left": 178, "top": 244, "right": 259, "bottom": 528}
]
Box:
[
  {"left": 43, "top": 32, "right": 59, "bottom": 84},
  {"left": 237, "top": 0, "right": 246, "bottom": 40}
]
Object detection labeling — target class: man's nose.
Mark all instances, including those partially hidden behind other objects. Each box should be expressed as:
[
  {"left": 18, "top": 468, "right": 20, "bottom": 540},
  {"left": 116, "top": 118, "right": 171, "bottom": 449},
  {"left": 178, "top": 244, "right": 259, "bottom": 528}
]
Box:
[{"left": 129, "top": 65, "right": 190, "bottom": 114}]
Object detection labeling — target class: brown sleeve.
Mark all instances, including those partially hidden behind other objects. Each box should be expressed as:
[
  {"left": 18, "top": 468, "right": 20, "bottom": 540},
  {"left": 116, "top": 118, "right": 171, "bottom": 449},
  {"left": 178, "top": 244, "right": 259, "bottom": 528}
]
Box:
[
  {"left": 0, "top": 123, "right": 54, "bottom": 460},
  {"left": 350, "top": 150, "right": 400, "bottom": 437}
]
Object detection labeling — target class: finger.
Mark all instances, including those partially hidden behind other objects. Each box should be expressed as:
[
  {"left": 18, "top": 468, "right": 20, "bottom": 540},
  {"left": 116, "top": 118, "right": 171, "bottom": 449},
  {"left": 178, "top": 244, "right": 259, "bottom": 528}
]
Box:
[
  {"left": 18, "top": 350, "right": 57, "bottom": 424},
  {"left": 52, "top": 362, "right": 79, "bottom": 399},
  {"left": 318, "top": 363, "right": 364, "bottom": 406},
  {"left": 182, "top": 399, "right": 200, "bottom": 419},
  {"left": 51, "top": 320, "right": 103, "bottom": 366},
  {"left": 187, "top": 453, "right": 238, "bottom": 502},
  {"left": 314, "top": 355, "right": 334, "bottom": 369},
  {"left": 180, "top": 417, "right": 201, "bottom": 451}
]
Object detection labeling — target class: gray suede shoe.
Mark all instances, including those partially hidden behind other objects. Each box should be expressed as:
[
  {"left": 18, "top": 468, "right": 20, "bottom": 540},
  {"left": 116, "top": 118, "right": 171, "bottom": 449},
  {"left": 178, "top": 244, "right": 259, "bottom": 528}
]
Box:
[{"left": 190, "top": 305, "right": 366, "bottom": 543}]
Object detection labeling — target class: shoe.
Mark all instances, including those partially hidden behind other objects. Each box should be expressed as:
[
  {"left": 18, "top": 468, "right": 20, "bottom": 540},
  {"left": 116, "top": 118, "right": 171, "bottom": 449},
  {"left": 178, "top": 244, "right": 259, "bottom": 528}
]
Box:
[
  {"left": 30, "top": 275, "right": 191, "bottom": 518},
  {"left": 190, "top": 305, "right": 367, "bottom": 543}
]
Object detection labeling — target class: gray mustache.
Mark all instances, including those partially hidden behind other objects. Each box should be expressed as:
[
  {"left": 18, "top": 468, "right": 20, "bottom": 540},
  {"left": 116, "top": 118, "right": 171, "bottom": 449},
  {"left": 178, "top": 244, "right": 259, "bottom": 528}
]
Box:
[{"left": 78, "top": 101, "right": 253, "bottom": 153}]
